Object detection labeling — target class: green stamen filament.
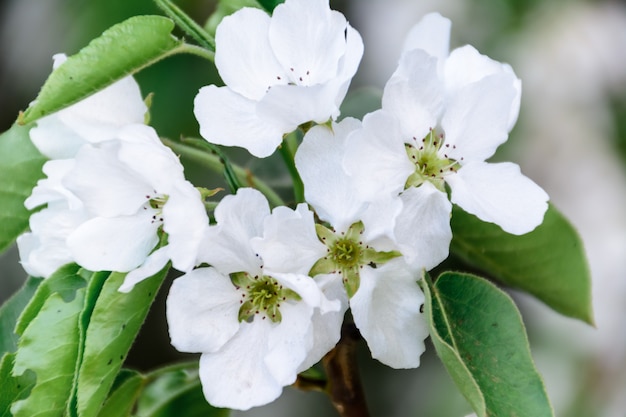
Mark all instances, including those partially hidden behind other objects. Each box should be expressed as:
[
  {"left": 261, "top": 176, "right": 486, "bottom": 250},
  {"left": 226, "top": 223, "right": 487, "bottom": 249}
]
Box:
[
  {"left": 405, "top": 129, "right": 460, "bottom": 192},
  {"left": 231, "top": 272, "right": 300, "bottom": 323}
]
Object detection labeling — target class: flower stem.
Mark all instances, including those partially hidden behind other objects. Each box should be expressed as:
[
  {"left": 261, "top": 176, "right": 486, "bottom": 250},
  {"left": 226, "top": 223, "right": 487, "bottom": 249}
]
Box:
[
  {"left": 154, "top": 0, "right": 216, "bottom": 51},
  {"left": 322, "top": 322, "right": 371, "bottom": 417},
  {"left": 279, "top": 131, "right": 305, "bottom": 204},
  {"left": 161, "top": 137, "right": 284, "bottom": 207}
]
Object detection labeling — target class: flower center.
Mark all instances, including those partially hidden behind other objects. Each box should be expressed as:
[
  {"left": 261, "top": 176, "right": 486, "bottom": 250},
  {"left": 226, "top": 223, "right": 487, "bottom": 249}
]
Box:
[
  {"left": 405, "top": 129, "right": 460, "bottom": 192},
  {"left": 143, "top": 191, "right": 169, "bottom": 224},
  {"left": 310, "top": 221, "right": 400, "bottom": 298},
  {"left": 330, "top": 238, "right": 362, "bottom": 269},
  {"left": 230, "top": 272, "right": 300, "bottom": 323}
]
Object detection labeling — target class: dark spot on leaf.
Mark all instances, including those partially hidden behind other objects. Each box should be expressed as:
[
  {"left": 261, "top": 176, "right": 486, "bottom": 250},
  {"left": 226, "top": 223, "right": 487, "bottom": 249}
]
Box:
[
  {"left": 419, "top": 305, "right": 424, "bottom": 313},
  {"left": 107, "top": 359, "right": 112, "bottom": 365}
]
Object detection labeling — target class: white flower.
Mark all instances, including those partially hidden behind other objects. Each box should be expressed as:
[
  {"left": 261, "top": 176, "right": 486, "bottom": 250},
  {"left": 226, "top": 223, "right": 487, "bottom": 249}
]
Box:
[
  {"left": 20, "top": 124, "right": 207, "bottom": 288},
  {"left": 295, "top": 119, "right": 435, "bottom": 369},
  {"left": 193, "top": 0, "right": 363, "bottom": 158},
  {"left": 16, "top": 159, "right": 88, "bottom": 277},
  {"left": 345, "top": 13, "right": 548, "bottom": 236},
  {"left": 59, "top": 124, "right": 208, "bottom": 291},
  {"left": 167, "top": 188, "right": 344, "bottom": 410},
  {"left": 29, "top": 54, "right": 147, "bottom": 160}
]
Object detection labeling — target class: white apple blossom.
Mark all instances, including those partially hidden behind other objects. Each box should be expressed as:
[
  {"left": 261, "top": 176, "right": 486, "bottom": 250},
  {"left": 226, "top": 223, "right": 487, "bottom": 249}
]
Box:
[
  {"left": 16, "top": 159, "right": 88, "bottom": 277},
  {"left": 18, "top": 124, "right": 207, "bottom": 289},
  {"left": 167, "top": 188, "right": 345, "bottom": 410},
  {"left": 193, "top": 0, "right": 364, "bottom": 158},
  {"left": 295, "top": 119, "right": 440, "bottom": 368},
  {"left": 344, "top": 12, "right": 548, "bottom": 236},
  {"left": 62, "top": 124, "right": 208, "bottom": 291},
  {"left": 29, "top": 54, "right": 147, "bottom": 159}
]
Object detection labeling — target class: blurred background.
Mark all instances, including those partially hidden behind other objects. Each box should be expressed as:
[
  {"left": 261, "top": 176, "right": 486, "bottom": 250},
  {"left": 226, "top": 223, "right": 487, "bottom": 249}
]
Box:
[{"left": 1, "top": 0, "right": 625, "bottom": 416}]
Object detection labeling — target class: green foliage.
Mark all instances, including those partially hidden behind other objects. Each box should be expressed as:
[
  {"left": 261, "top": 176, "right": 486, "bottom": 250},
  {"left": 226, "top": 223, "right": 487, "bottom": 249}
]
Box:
[
  {"left": 134, "top": 363, "right": 229, "bottom": 417},
  {"left": 11, "top": 265, "right": 90, "bottom": 417},
  {"left": 424, "top": 272, "right": 555, "bottom": 417},
  {"left": 0, "top": 278, "right": 41, "bottom": 356},
  {"left": 0, "top": 124, "right": 46, "bottom": 253},
  {"left": 75, "top": 270, "right": 168, "bottom": 417},
  {"left": 256, "top": 0, "right": 285, "bottom": 12},
  {"left": 96, "top": 371, "right": 144, "bottom": 417},
  {"left": 450, "top": 204, "right": 593, "bottom": 324},
  {"left": 154, "top": 0, "right": 215, "bottom": 50},
  {"left": 0, "top": 353, "right": 36, "bottom": 417},
  {"left": 1, "top": 264, "right": 169, "bottom": 417},
  {"left": 19, "top": 16, "right": 183, "bottom": 125}
]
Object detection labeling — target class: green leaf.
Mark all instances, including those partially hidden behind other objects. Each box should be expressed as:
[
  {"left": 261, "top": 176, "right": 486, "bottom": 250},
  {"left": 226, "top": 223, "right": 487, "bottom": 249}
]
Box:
[
  {"left": 96, "top": 370, "right": 145, "bottom": 417},
  {"left": 134, "top": 363, "right": 229, "bottom": 417},
  {"left": 450, "top": 204, "right": 593, "bottom": 324},
  {"left": 204, "top": 0, "right": 263, "bottom": 36},
  {"left": 424, "top": 272, "right": 554, "bottom": 417},
  {"left": 0, "top": 124, "right": 46, "bottom": 253},
  {"left": 0, "top": 353, "right": 36, "bottom": 417},
  {"left": 257, "top": 0, "right": 285, "bottom": 12},
  {"left": 10, "top": 266, "right": 89, "bottom": 417},
  {"left": 19, "top": 15, "right": 183, "bottom": 125},
  {"left": 0, "top": 277, "right": 41, "bottom": 356},
  {"left": 75, "top": 268, "right": 168, "bottom": 417},
  {"left": 154, "top": 0, "right": 215, "bottom": 50}
]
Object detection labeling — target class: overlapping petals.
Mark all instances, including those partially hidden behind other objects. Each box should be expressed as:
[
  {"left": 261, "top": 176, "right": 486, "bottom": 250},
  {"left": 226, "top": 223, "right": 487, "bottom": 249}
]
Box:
[
  {"left": 194, "top": 0, "right": 364, "bottom": 157},
  {"left": 167, "top": 188, "right": 344, "bottom": 410}
]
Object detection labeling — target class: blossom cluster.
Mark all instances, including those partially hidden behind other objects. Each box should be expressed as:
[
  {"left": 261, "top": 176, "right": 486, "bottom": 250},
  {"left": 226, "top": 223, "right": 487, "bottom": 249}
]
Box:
[{"left": 18, "top": 0, "right": 548, "bottom": 411}]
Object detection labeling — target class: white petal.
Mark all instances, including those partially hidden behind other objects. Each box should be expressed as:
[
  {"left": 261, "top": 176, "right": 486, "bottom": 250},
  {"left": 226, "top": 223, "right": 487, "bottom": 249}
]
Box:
[
  {"left": 264, "top": 301, "right": 314, "bottom": 385},
  {"left": 198, "top": 319, "right": 283, "bottom": 410},
  {"left": 162, "top": 183, "right": 208, "bottom": 272},
  {"left": 351, "top": 260, "right": 429, "bottom": 369},
  {"left": 18, "top": 203, "right": 89, "bottom": 278},
  {"left": 64, "top": 142, "right": 152, "bottom": 217},
  {"left": 166, "top": 267, "right": 241, "bottom": 353},
  {"left": 67, "top": 211, "right": 159, "bottom": 272},
  {"left": 444, "top": 45, "right": 522, "bottom": 133},
  {"left": 343, "top": 110, "right": 414, "bottom": 200},
  {"left": 199, "top": 188, "right": 269, "bottom": 274},
  {"left": 442, "top": 73, "right": 518, "bottom": 162},
  {"left": 17, "top": 232, "right": 73, "bottom": 278},
  {"left": 215, "top": 8, "right": 288, "bottom": 100},
  {"left": 194, "top": 85, "right": 288, "bottom": 158},
  {"left": 359, "top": 196, "right": 404, "bottom": 249},
  {"left": 55, "top": 76, "right": 147, "bottom": 144},
  {"left": 295, "top": 118, "right": 367, "bottom": 231},
  {"left": 332, "top": 24, "right": 365, "bottom": 104},
  {"left": 118, "top": 246, "right": 170, "bottom": 293},
  {"left": 401, "top": 12, "right": 451, "bottom": 64},
  {"left": 444, "top": 45, "right": 516, "bottom": 99},
  {"left": 29, "top": 116, "right": 86, "bottom": 159},
  {"left": 448, "top": 162, "right": 549, "bottom": 235},
  {"left": 25, "top": 159, "right": 81, "bottom": 210},
  {"left": 116, "top": 124, "right": 185, "bottom": 191},
  {"left": 298, "top": 274, "right": 347, "bottom": 371},
  {"left": 257, "top": 82, "right": 342, "bottom": 128},
  {"left": 395, "top": 184, "right": 452, "bottom": 271},
  {"left": 383, "top": 49, "right": 443, "bottom": 139},
  {"left": 251, "top": 204, "right": 326, "bottom": 275},
  {"left": 270, "top": 272, "right": 340, "bottom": 314},
  {"left": 269, "top": 0, "right": 347, "bottom": 86}
]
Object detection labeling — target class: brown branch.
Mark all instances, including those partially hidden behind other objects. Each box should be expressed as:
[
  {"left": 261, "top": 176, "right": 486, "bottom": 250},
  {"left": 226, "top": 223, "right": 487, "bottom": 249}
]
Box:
[{"left": 322, "top": 322, "right": 371, "bottom": 417}]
